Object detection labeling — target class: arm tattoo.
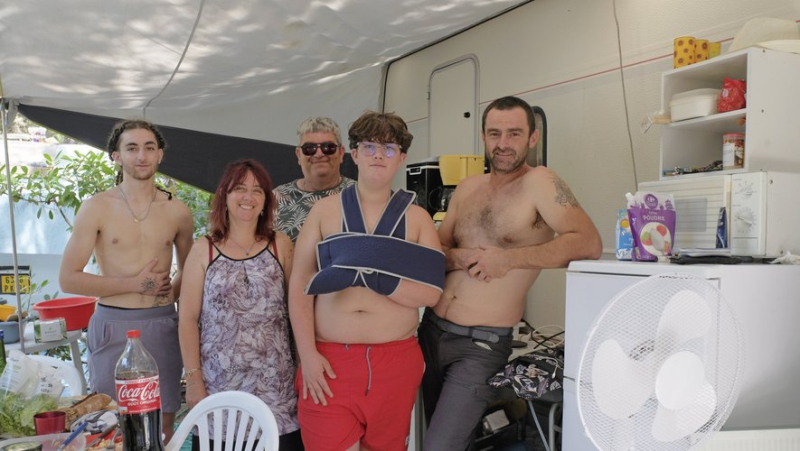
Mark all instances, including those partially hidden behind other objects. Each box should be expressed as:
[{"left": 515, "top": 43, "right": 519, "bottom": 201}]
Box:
[
  {"left": 553, "top": 176, "right": 580, "bottom": 208},
  {"left": 141, "top": 277, "right": 157, "bottom": 294}
]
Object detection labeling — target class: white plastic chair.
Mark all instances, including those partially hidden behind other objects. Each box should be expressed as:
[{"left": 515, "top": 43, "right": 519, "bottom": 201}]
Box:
[
  {"left": 167, "top": 391, "right": 280, "bottom": 451},
  {"left": 28, "top": 354, "right": 86, "bottom": 396}
]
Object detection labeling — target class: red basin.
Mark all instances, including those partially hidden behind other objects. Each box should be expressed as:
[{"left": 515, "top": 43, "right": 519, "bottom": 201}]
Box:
[{"left": 33, "top": 296, "right": 97, "bottom": 331}]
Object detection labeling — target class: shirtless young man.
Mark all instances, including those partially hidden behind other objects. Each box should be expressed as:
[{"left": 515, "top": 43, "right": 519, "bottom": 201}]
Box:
[
  {"left": 289, "top": 111, "right": 445, "bottom": 451},
  {"left": 418, "top": 96, "right": 602, "bottom": 450},
  {"left": 59, "top": 120, "right": 194, "bottom": 443}
]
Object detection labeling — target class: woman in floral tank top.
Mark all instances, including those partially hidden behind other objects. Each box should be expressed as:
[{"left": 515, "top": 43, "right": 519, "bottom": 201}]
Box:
[{"left": 179, "top": 159, "right": 303, "bottom": 450}]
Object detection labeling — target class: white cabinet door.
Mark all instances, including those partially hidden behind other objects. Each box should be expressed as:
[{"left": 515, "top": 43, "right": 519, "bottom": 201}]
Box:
[{"left": 429, "top": 56, "right": 478, "bottom": 158}]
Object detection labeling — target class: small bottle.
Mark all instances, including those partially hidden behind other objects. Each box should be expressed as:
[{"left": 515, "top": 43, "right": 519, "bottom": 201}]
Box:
[
  {"left": 115, "top": 330, "right": 164, "bottom": 451},
  {"left": 722, "top": 133, "right": 745, "bottom": 169},
  {"left": 0, "top": 330, "right": 6, "bottom": 376}
]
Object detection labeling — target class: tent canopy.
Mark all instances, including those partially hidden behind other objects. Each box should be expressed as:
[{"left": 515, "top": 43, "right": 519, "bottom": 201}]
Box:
[{"left": 1, "top": 0, "right": 527, "bottom": 188}]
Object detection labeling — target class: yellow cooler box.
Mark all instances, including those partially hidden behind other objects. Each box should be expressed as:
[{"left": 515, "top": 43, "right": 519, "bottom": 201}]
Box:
[{"left": 438, "top": 155, "right": 485, "bottom": 185}]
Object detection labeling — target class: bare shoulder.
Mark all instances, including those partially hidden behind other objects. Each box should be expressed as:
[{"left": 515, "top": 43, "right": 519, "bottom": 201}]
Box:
[
  {"left": 185, "top": 236, "right": 213, "bottom": 269},
  {"left": 449, "top": 173, "right": 487, "bottom": 204},
  {"left": 274, "top": 231, "right": 293, "bottom": 252},
  {"left": 187, "top": 236, "right": 209, "bottom": 257},
  {"left": 456, "top": 172, "right": 487, "bottom": 191},
  {"left": 406, "top": 204, "right": 435, "bottom": 225},
  {"left": 75, "top": 189, "right": 115, "bottom": 220},
  {"left": 525, "top": 166, "right": 581, "bottom": 208},
  {"left": 523, "top": 165, "right": 553, "bottom": 182},
  {"left": 311, "top": 192, "right": 341, "bottom": 213}
]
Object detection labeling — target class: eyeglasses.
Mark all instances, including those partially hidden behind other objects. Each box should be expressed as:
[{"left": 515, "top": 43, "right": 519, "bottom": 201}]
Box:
[
  {"left": 357, "top": 142, "right": 401, "bottom": 158},
  {"left": 299, "top": 141, "right": 339, "bottom": 156}
]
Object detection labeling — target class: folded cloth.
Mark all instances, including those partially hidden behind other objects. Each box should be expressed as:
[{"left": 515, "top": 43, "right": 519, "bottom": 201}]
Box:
[{"left": 306, "top": 233, "right": 445, "bottom": 295}]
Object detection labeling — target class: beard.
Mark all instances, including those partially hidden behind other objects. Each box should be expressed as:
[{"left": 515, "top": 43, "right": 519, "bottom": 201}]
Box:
[
  {"left": 488, "top": 146, "right": 527, "bottom": 174},
  {"left": 121, "top": 162, "right": 158, "bottom": 181}
]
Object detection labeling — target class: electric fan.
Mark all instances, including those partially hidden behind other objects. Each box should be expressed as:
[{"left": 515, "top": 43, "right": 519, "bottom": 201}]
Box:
[{"left": 577, "top": 273, "right": 744, "bottom": 451}]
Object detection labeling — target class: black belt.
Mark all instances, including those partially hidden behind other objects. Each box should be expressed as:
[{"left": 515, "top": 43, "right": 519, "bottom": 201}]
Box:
[{"left": 424, "top": 308, "right": 512, "bottom": 344}]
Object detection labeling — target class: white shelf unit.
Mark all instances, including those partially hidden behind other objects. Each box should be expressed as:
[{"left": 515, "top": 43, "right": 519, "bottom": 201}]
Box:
[{"left": 660, "top": 48, "right": 800, "bottom": 180}]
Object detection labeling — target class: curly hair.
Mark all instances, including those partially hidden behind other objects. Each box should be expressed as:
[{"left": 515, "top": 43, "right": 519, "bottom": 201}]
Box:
[
  {"left": 208, "top": 159, "right": 276, "bottom": 244},
  {"left": 347, "top": 111, "right": 413, "bottom": 153},
  {"left": 106, "top": 120, "right": 167, "bottom": 185}
]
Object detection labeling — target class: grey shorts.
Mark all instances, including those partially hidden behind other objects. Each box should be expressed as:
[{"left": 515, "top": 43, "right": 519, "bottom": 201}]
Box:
[{"left": 87, "top": 304, "right": 183, "bottom": 413}]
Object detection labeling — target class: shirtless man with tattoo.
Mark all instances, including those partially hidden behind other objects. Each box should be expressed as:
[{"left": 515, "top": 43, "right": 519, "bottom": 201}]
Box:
[
  {"left": 59, "top": 120, "right": 193, "bottom": 443},
  {"left": 418, "top": 96, "right": 602, "bottom": 450}
]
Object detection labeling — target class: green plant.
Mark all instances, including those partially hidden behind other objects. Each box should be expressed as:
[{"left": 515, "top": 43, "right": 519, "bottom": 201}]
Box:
[
  {"left": 0, "top": 149, "right": 212, "bottom": 236},
  {"left": 4, "top": 273, "right": 59, "bottom": 321}
]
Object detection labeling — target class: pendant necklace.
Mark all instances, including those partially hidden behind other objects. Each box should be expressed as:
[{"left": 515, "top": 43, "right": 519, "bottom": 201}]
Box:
[
  {"left": 228, "top": 236, "right": 259, "bottom": 285},
  {"left": 119, "top": 186, "right": 157, "bottom": 223},
  {"left": 228, "top": 236, "right": 259, "bottom": 256}
]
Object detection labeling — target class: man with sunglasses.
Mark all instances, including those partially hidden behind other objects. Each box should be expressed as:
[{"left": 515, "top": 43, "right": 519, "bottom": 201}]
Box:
[
  {"left": 289, "top": 111, "right": 445, "bottom": 451},
  {"left": 274, "top": 117, "right": 356, "bottom": 243}
]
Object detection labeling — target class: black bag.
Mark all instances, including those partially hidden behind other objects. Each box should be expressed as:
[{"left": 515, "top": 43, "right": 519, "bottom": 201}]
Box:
[{"left": 488, "top": 346, "right": 564, "bottom": 404}]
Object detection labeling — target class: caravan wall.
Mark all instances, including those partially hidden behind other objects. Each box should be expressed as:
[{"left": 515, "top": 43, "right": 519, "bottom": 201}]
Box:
[{"left": 384, "top": 0, "right": 800, "bottom": 328}]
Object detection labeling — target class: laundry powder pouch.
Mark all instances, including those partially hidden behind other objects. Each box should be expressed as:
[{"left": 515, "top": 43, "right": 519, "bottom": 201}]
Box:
[
  {"left": 626, "top": 192, "right": 676, "bottom": 261},
  {"left": 615, "top": 209, "right": 634, "bottom": 260}
]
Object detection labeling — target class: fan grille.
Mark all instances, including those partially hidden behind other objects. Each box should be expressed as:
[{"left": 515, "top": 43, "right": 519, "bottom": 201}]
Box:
[{"left": 577, "top": 273, "right": 744, "bottom": 451}]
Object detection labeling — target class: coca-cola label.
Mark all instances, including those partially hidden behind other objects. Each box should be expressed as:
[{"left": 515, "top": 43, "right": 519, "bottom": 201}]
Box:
[{"left": 115, "top": 375, "right": 161, "bottom": 414}]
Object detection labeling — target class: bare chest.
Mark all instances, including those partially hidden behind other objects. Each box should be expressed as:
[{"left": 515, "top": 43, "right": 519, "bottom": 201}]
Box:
[
  {"left": 97, "top": 204, "right": 177, "bottom": 253},
  {"left": 453, "top": 189, "right": 551, "bottom": 249}
]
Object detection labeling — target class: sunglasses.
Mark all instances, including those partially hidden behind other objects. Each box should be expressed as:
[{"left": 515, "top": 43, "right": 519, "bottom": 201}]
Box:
[{"left": 299, "top": 141, "right": 339, "bottom": 156}]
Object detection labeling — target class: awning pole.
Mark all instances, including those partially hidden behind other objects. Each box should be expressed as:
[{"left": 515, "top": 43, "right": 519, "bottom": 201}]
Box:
[{"left": 1, "top": 98, "right": 26, "bottom": 353}]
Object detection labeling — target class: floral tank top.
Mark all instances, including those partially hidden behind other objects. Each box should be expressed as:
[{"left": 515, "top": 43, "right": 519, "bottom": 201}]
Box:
[{"left": 200, "top": 241, "right": 299, "bottom": 435}]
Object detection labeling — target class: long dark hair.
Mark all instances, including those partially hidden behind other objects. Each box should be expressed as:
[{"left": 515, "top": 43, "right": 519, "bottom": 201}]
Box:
[{"left": 208, "top": 159, "right": 275, "bottom": 244}]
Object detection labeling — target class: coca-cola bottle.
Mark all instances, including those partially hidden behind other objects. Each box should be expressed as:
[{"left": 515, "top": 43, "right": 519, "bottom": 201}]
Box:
[{"left": 115, "top": 329, "right": 164, "bottom": 451}]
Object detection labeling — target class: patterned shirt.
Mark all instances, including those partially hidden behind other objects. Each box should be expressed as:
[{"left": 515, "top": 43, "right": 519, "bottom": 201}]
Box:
[
  {"left": 274, "top": 177, "right": 356, "bottom": 242},
  {"left": 200, "top": 244, "right": 298, "bottom": 435}
]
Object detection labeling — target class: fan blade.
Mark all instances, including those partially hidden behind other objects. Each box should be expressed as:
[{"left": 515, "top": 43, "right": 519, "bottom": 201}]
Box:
[
  {"left": 655, "top": 351, "right": 705, "bottom": 410},
  {"left": 592, "top": 339, "right": 654, "bottom": 419},
  {"left": 656, "top": 289, "right": 711, "bottom": 347},
  {"left": 652, "top": 382, "right": 717, "bottom": 442}
]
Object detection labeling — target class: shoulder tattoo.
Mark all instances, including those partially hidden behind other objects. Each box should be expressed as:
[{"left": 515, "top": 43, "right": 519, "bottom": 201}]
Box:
[{"left": 552, "top": 176, "right": 580, "bottom": 208}]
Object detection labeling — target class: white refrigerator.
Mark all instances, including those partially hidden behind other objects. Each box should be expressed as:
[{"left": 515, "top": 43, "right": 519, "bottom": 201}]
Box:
[{"left": 562, "top": 259, "right": 800, "bottom": 450}]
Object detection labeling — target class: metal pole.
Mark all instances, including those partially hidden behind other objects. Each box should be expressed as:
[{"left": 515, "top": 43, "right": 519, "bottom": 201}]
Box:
[{"left": 1, "top": 98, "right": 26, "bottom": 353}]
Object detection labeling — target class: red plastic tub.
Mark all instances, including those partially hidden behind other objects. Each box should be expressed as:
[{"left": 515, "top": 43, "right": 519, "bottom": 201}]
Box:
[{"left": 33, "top": 296, "right": 97, "bottom": 331}]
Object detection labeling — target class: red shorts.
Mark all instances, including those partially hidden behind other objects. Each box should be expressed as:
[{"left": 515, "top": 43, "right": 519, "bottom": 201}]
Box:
[{"left": 296, "top": 337, "right": 424, "bottom": 451}]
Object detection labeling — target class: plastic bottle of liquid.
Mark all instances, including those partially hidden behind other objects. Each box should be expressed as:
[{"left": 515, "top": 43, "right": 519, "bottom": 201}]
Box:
[{"left": 115, "top": 330, "right": 164, "bottom": 451}]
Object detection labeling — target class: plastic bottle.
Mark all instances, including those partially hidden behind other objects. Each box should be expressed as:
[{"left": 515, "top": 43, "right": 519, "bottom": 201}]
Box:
[{"left": 115, "top": 329, "right": 164, "bottom": 451}]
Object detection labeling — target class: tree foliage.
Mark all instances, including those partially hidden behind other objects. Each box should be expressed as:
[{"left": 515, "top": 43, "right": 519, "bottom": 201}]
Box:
[{"left": 0, "top": 149, "right": 212, "bottom": 237}]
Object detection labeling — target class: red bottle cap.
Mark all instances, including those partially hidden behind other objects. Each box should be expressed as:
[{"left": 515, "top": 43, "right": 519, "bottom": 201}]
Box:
[{"left": 127, "top": 329, "right": 141, "bottom": 338}]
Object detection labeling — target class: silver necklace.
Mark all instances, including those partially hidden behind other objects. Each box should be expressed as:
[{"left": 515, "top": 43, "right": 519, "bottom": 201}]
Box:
[
  {"left": 119, "top": 186, "right": 157, "bottom": 223},
  {"left": 228, "top": 236, "right": 259, "bottom": 256}
]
